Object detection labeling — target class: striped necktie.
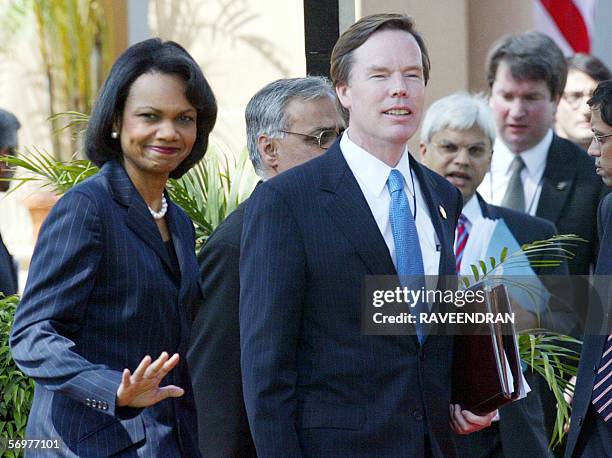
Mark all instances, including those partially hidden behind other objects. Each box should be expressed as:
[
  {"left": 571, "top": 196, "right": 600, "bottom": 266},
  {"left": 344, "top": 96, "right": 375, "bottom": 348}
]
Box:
[
  {"left": 592, "top": 334, "right": 612, "bottom": 422},
  {"left": 455, "top": 214, "right": 469, "bottom": 273}
]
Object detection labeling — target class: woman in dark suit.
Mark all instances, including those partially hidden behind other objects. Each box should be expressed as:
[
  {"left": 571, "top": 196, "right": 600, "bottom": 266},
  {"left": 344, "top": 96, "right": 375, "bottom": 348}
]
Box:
[{"left": 10, "top": 38, "right": 216, "bottom": 457}]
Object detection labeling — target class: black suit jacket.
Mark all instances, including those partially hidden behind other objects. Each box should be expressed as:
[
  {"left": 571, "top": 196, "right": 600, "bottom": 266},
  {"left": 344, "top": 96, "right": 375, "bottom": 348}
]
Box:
[
  {"left": 188, "top": 200, "right": 257, "bottom": 457},
  {"left": 240, "top": 142, "right": 462, "bottom": 457},
  {"left": 565, "top": 193, "right": 612, "bottom": 458},
  {"left": 0, "top": 232, "right": 17, "bottom": 296},
  {"left": 535, "top": 135, "right": 606, "bottom": 276},
  {"left": 455, "top": 195, "right": 559, "bottom": 458}
]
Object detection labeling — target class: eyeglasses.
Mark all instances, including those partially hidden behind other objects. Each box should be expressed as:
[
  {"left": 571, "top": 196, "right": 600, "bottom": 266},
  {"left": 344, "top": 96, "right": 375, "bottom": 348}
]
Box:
[
  {"left": 562, "top": 91, "right": 594, "bottom": 106},
  {"left": 280, "top": 129, "right": 341, "bottom": 149},
  {"left": 593, "top": 132, "right": 612, "bottom": 147},
  {"left": 431, "top": 141, "right": 490, "bottom": 158}
]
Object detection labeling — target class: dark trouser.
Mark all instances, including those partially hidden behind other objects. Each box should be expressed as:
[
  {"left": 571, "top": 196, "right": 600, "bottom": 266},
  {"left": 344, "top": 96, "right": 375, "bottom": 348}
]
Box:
[{"left": 454, "top": 422, "right": 502, "bottom": 458}]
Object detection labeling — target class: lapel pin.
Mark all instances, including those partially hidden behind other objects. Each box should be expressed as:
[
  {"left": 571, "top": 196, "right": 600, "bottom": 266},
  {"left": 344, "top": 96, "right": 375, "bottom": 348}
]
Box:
[
  {"left": 556, "top": 181, "right": 568, "bottom": 191},
  {"left": 439, "top": 205, "right": 447, "bottom": 219}
]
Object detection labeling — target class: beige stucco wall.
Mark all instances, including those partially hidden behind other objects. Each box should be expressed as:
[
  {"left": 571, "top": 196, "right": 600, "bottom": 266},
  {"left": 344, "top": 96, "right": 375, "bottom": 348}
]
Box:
[
  {"left": 150, "top": 0, "right": 307, "bottom": 157},
  {"left": 467, "top": 0, "right": 534, "bottom": 92},
  {"left": 0, "top": 0, "right": 538, "bottom": 290}
]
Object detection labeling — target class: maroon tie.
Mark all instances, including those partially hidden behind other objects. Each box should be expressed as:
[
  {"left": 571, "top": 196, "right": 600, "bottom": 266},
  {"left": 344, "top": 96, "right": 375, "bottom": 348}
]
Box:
[{"left": 592, "top": 334, "right": 612, "bottom": 422}]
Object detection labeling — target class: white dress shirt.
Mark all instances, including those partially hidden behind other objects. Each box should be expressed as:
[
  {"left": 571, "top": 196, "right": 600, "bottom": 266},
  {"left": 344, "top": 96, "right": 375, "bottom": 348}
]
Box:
[
  {"left": 478, "top": 129, "right": 552, "bottom": 216},
  {"left": 458, "top": 194, "right": 481, "bottom": 235},
  {"left": 456, "top": 195, "right": 484, "bottom": 276},
  {"left": 340, "top": 133, "right": 440, "bottom": 275}
]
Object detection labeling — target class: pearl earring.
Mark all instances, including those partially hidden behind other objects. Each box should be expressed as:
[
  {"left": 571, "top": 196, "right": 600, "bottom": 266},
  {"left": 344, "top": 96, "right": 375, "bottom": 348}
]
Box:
[{"left": 111, "top": 131, "right": 119, "bottom": 139}]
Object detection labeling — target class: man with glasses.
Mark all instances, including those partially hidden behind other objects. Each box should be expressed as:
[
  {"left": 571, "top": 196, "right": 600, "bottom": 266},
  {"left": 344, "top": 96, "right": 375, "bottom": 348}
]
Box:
[
  {"left": 556, "top": 54, "right": 611, "bottom": 151},
  {"left": 565, "top": 80, "right": 612, "bottom": 457},
  {"left": 188, "top": 76, "right": 343, "bottom": 457}
]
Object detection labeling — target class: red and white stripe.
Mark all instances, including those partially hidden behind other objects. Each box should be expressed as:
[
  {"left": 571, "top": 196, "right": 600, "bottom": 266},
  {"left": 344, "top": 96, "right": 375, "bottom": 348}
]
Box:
[{"left": 534, "top": 0, "right": 597, "bottom": 55}]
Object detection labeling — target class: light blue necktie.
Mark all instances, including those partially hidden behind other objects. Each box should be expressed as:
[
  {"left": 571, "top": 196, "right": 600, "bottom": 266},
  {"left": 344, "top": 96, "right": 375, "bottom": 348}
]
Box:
[{"left": 387, "top": 169, "right": 428, "bottom": 343}]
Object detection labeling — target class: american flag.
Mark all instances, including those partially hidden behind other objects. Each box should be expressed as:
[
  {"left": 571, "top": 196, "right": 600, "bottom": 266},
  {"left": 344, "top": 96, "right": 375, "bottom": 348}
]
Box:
[{"left": 534, "top": 0, "right": 598, "bottom": 55}]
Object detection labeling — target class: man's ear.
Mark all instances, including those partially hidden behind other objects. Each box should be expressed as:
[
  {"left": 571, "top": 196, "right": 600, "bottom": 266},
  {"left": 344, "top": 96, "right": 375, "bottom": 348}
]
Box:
[
  {"left": 258, "top": 134, "right": 279, "bottom": 174},
  {"left": 418, "top": 143, "right": 427, "bottom": 162},
  {"left": 336, "top": 83, "right": 351, "bottom": 111}
]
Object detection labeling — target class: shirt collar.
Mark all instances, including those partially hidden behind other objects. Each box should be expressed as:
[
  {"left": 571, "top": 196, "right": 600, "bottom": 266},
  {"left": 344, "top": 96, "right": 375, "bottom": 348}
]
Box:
[
  {"left": 340, "top": 132, "right": 414, "bottom": 198},
  {"left": 492, "top": 129, "right": 552, "bottom": 179},
  {"left": 461, "top": 194, "right": 483, "bottom": 226}
]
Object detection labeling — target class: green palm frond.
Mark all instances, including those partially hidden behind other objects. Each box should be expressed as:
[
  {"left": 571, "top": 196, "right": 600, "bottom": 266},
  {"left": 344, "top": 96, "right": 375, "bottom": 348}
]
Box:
[
  {"left": 168, "top": 145, "right": 257, "bottom": 247},
  {"left": 461, "top": 236, "right": 586, "bottom": 448},
  {"left": 3, "top": 144, "right": 258, "bottom": 250},
  {"left": 1, "top": 294, "right": 35, "bottom": 452},
  {"left": 1, "top": 148, "right": 98, "bottom": 194},
  {"left": 518, "top": 333, "right": 581, "bottom": 448}
]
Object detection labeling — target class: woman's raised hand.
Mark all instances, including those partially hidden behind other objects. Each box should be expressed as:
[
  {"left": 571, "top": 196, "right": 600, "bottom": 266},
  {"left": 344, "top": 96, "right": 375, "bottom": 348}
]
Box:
[{"left": 116, "top": 352, "right": 184, "bottom": 408}]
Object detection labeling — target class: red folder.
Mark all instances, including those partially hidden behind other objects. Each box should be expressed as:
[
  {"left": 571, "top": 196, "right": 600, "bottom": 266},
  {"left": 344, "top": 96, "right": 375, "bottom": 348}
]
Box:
[{"left": 451, "top": 283, "right": 523, "bottom": 415}]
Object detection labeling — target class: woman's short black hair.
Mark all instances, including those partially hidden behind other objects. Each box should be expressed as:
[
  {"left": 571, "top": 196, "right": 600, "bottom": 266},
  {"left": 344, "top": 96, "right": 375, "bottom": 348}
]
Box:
[{"left": 85, "top": 38, "right": 217, "bottom": 179}]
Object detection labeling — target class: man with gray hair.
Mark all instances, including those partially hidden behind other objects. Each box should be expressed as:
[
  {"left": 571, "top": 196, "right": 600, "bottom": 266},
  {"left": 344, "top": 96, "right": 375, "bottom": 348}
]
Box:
[
  {"left": 188, "top": 76, "right": 343, "bottom": 457},
  {"left": 420, "top": 92, "right": 562, "bottom": 458},
  {"left": 0, "top": 108, "right": 20, "bottom": 296}
]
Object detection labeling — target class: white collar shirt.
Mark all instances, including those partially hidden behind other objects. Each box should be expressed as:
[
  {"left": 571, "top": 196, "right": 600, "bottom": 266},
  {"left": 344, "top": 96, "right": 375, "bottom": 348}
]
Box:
[
  {"left": 340, "top": 133, "right": 440, "bottom": 276},
  {"left": 478, "top": 129, "right": 552, "bottom": 216}
]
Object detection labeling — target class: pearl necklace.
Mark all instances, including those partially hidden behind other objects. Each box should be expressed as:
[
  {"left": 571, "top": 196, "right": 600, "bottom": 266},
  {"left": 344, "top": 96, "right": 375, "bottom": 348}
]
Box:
[{"left": 148, "top": 195, "right": 168, "bottom": 220}]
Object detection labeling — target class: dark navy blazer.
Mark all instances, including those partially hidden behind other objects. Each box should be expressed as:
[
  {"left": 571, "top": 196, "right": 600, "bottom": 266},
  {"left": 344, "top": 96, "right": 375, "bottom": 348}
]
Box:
[
  {"left": 565, "top": 193, "right": 612, "bottom": 458},
  {"left": 10, "top": 160, "right": 201, "bottom": 457},
  {"left": 240, "top": 142, "right": 462, "bottom": 457},
  {"left": 535, "top": 135, "right": 607, "bottom": 276}
]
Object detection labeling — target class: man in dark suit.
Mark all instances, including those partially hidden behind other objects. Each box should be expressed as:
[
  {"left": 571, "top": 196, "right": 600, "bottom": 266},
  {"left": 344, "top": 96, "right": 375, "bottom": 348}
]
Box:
[
  {"left": 420, "top": 91, "right": 569, "bottom": 457},
  {"left": 564, "top": 80, "right": 612, "bottom": 457},
  {"left": 0, "top": 108, "right": 21, "bottom": 296},
  {"left": 478, "top": 34, "right": 607, "bottom": 446},
  {"left": 240, "top": 14, "right": 496, "bottom": 457},
  {"left": 478, "top": 32, "right": 605, "bottom": 277},
  {"left": 188, "top": 76, "right": 344, "bottom": 457}
]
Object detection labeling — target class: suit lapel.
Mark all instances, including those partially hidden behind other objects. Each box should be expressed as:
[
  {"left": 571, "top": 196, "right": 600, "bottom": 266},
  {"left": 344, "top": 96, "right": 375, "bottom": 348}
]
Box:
[
  {"left": 106, "top": 161, "right": 176, "bottom": 277},
  {"left": 477, "top": 193, "right": 497, "bottom": 220},
  {"left": 409, "top": 155, "right": 452, "bottom": 276},
  {"left": 536, "top": 135, "right": 576, "bottom": 224},
  {"left": 167, "top": 200, "right": 192, "bottom": 287},
  {"left": 320, "top": 145, "right": 396, "bottom": 276}
]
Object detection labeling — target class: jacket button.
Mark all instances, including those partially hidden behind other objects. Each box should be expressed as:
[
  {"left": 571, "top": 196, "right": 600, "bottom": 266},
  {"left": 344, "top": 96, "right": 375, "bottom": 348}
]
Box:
[
  {"left": 85, "top": 398, "right": 91, "bottom": 407},
  {"left": 413, "top": 410, "right": 424, "bottom": 421},
  {"left": 578, "top": 416, "right": 583, "bottom": 426}
]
